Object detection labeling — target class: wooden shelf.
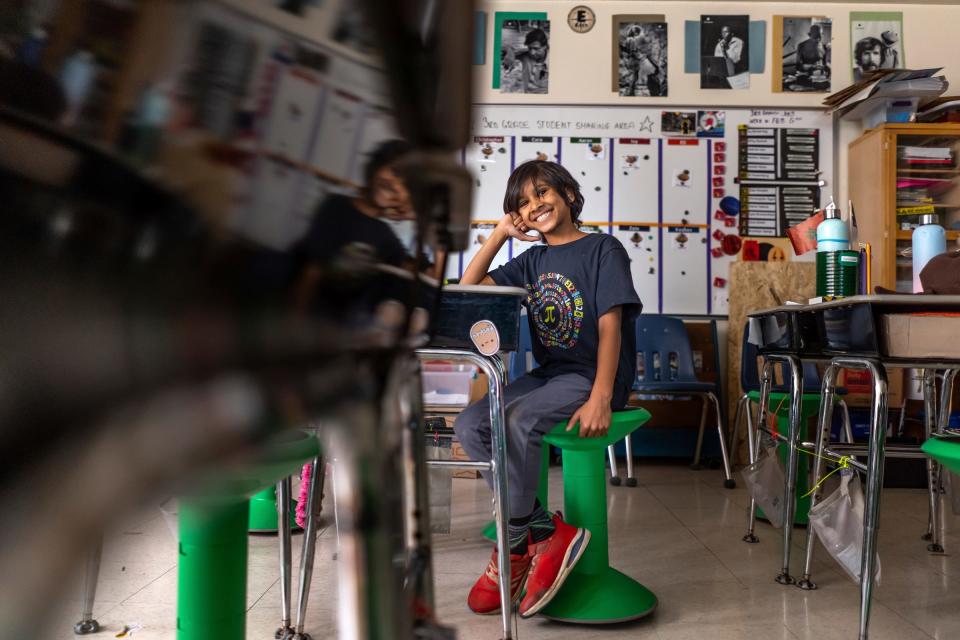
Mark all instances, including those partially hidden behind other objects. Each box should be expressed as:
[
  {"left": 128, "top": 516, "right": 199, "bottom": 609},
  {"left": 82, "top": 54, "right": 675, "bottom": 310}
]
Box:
[
  {"left": 896, "top": 230, "right": 960, "bottom": 240},
  {"left": 897, "top": 168, "right": 960, "bottom": 174}
]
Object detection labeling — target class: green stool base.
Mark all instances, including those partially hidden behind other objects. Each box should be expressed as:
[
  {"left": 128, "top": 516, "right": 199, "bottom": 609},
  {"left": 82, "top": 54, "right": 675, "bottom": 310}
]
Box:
[
  {"left": 248, "top": 486, "right": 300, "bottom": 533},
  {"left": 540, "top": 566, "right": 657, "bottom": 624},
  {"left": 177, "top": 430, "right": 319, "bottom": 640},
  {"left": 923, "top": 436, "right": 960, "bottom": 474},
  {"left": 748, "top": 391, "right": 822, "bottom": 526},
  {"left": 538, "top": 409, "right": 657, "bottom": 625}
]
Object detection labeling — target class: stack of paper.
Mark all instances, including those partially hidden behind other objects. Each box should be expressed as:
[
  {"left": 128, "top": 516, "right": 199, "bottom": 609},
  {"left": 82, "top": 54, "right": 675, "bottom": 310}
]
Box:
[{"left": 823, "top": 68, "right": 949, "bottom": 120}]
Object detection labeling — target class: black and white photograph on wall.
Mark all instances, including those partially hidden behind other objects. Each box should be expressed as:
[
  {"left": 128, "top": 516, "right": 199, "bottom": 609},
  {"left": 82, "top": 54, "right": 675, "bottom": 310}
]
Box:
[
  {"left": 700, "top": 15, "right": 749, "bottom": 89},
  {"left": 778, "top": 17, "right": 831, "bottom": 92},
  {"left": 332, "top": 1, "right": 378, "bottom": 57},
  {"left": 617, "top": 21, "right": 668, "bottom": 97},
  {"left": 501, "top": 19, "right": 550, "bottom": 94},
  {"left": 851, "top": 12, "right": 904, "bottom": 81}
]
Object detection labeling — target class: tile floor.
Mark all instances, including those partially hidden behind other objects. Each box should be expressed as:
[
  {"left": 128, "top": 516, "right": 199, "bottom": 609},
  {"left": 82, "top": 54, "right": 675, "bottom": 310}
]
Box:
[{"left": 42, "top": 462, "right": 960, "bottom": 640}]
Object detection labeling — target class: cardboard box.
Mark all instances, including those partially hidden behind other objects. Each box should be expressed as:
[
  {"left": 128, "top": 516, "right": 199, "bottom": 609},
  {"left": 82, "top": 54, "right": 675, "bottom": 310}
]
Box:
[
  {"left": 882, "top": 314, "right": 960, "bottom": 360},
  {"left": 841, "top": 367, "right": 903, "bottom": 408}
]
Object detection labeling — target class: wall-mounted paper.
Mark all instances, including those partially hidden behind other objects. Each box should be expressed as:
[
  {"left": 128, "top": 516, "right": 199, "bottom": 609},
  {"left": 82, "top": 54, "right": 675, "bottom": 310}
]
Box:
[
  {"left": 684, "top": 20, "right": 766, "bottom": 75},
  {"left": 492, "top": 11, "right": 548, "bottom": 89},
  {"left": 773, "top": 16, "right": 832, "bottom": 93},
  {"left": 611, "top": 15, "right": 667, "bottom": 96},
  {"left": 851, "top": 11, "right": 904, "bottom": 82}
]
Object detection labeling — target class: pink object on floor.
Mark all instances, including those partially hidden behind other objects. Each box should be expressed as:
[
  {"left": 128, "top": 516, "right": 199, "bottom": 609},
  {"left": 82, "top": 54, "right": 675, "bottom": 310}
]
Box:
[{"left": 296, "top": 462, "right": 312, "bottom": 528}]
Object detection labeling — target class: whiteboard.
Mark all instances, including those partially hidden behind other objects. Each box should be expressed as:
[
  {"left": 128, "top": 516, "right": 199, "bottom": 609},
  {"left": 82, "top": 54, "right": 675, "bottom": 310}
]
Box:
[{"left": 449, "top": 105, "right": 834, "bottom": 316}]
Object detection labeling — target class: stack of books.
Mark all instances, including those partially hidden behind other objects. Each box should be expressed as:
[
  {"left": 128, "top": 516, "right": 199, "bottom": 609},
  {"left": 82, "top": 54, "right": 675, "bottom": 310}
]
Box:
[{"left": 896, "top": 146, "right": 956, "bottom": 223}]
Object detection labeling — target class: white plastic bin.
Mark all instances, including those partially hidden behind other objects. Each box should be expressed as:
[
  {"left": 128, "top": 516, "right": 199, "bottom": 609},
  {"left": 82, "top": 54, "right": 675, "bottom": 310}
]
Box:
[{"left": 422, "top": 367, "right": 477, "bottom": 406}]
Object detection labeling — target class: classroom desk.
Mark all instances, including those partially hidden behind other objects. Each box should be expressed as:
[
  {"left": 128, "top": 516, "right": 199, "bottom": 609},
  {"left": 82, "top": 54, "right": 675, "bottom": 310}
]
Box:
[{"left": 748, "top": 294, "right": 960, "bottom": 640}]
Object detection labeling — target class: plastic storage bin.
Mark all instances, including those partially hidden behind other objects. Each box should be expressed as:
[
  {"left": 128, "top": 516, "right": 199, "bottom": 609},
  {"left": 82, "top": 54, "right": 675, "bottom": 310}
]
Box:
[{"left": 422, "top": 369, "right": 477, "bottom": 406}]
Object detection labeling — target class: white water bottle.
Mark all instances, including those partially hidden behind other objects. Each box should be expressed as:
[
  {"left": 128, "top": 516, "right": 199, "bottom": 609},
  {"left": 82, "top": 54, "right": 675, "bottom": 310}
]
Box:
[{"left": 912, "top": 214, "right": 946, "bottom": 292}]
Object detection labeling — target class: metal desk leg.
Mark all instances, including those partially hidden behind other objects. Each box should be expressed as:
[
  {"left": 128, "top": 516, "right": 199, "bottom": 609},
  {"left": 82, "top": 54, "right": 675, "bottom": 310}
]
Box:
[
  {"left": 854, "top": 358, "right": 889, "bottom": 640},
  {"left": 73, "top": 539, "right": 102, "bottom": 635},
  {"left": 743, "top": 360, "right": 773, "bottom": 544},
  {"left": 922, "top": 369, "right": 945, "bottom": 553},
  {"left": 776, "top": 354, "right": 803, "bottom": 586},
  {"left": 417, "top": 348, "right": 513, "bottom": 639},
  {"left": 291, "top": 457, "right": 325, "bottom": 640},
  {"left": 486, "top": 356, "right": 513, "bottom": 640},
  {"left": 798, "top": 363, "right": 840, "bottom": 591},
  {"left": 276, "top": 476, "right": 294, "bottom": 639}
]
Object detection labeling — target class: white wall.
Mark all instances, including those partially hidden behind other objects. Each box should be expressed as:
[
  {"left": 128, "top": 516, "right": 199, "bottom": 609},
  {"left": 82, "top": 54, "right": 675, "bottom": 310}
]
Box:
[{"left": 474, "top": 1, "right": 960, "bottom": 108}]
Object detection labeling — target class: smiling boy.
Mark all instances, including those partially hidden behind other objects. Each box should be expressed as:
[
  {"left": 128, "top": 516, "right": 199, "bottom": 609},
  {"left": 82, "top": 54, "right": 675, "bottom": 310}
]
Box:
[{"left": 454, "top": 160, "right": 642, "bottom": 617}]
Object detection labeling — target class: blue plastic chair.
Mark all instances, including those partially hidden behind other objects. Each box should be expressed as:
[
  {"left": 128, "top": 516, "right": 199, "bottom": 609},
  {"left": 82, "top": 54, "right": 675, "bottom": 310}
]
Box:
[
  {"left": 634, "top": 315, "right": 735, "bottom": 488},
  {"left": 510, "top": 317, "right": 631, "bottom": 486}
]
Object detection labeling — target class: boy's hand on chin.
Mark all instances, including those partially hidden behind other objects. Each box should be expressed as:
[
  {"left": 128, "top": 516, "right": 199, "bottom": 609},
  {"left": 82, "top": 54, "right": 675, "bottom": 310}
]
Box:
[
  {"left": 497, "top": 212, "right": 539, "bottom": 242},
  {"left": 566, "top": 395, "right": 611, "bottom": 438}
]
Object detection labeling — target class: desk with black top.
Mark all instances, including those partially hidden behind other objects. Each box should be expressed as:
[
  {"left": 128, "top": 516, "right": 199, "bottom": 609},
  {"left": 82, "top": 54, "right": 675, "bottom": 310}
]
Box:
[{"left": 748, "top": 294, "right": 960, "bottom": 640}]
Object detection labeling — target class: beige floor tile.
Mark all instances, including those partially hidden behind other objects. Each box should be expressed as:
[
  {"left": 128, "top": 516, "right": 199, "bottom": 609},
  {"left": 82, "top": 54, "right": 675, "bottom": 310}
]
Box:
[{"left": 38, "top": 463, "right": 960, "bottom": 640}]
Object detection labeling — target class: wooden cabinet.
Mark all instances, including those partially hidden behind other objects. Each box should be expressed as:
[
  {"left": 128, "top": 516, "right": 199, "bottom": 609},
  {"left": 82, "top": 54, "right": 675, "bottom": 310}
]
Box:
[{"left": 848, "top": 123, "right": 960, "bottom": 291}]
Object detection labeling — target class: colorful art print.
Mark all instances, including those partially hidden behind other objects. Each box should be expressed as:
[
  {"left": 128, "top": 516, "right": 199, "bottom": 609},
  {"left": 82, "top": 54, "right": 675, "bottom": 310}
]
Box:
[
  {"left": 661, "top": 111, "right": 697, "bottom": 137},
  {"left": 616, "top": 20, "right": 668, "bottom": 97},
  {"left": 851, "top": 12, "right": 904, "bottom": 81},
  {"left": 774, "top": 16, "right": 832, "bottom": 93},
  {"left": 696, "top": 110, "right": 726, "bottom": 137}
]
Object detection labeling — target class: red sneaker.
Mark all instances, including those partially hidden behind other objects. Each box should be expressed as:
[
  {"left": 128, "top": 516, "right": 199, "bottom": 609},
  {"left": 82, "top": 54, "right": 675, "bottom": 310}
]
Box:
[
  {"left": 519, "top": 513, "right": 590, "bottom": 618},
  {"left": 467, "top": 548, "right": 532, "bottom": 615}
]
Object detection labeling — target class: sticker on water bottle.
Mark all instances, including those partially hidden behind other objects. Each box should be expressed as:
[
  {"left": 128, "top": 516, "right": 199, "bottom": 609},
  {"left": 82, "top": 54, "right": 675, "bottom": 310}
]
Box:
[
  {"left": 470, "top": 320, "right": 501, "bottom": 356},
  {"left": 839, "top": 255, "right": 859, "bottom": 264}
]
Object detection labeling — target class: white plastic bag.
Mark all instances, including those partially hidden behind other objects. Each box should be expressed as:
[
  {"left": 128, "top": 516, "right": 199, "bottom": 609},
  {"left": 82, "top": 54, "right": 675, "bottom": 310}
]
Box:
[
  {"left": 808, "top": 470, "right": 881, "bottom": 585},
  {"left": 741, "top": 443, "right": 786, "bottom": 529}
]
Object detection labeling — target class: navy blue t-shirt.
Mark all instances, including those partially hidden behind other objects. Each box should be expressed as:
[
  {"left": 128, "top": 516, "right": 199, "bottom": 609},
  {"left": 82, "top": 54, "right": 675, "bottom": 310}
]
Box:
[{"left": 489, "top": 233, "right": 642, "bottom": 409}]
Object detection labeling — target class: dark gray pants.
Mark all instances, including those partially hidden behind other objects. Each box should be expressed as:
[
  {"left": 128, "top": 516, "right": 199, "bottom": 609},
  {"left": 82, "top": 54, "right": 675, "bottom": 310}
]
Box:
[{"left": 453, "top": 372, "right": 593, "bottom": 519}]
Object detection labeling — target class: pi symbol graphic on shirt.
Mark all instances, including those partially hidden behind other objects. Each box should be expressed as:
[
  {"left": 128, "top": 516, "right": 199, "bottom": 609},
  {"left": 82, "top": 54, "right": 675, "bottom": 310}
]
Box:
[{"left": 543, "top": 305, "right": 557, "bottom": 325}]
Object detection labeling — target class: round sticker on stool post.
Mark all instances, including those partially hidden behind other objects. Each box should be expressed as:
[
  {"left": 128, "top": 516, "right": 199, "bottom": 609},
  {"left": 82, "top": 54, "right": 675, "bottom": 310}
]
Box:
[{"left": 470, "top": 320, "right": 501, "bottom": 356}]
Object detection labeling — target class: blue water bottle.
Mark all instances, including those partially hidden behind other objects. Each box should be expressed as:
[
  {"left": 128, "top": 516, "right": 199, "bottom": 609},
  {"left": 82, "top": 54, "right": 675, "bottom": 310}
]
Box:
[
  {"left": 912, "top": 214, "right": 946, "bottom": 292},
  {"left": 816, "top": 198, "right": 849, "bottom": 252}
]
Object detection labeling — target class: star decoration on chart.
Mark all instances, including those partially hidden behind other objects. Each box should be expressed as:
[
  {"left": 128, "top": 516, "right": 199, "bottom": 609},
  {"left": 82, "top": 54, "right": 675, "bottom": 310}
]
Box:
[{"left": 638, "top": 116, "right": 655, "bottom": 133}]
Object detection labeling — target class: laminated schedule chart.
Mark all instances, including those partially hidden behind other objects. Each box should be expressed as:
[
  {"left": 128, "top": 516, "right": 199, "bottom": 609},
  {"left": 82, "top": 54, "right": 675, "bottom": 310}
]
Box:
[{"left": 738, "top": 125, "right": 822, "bottom": 238}]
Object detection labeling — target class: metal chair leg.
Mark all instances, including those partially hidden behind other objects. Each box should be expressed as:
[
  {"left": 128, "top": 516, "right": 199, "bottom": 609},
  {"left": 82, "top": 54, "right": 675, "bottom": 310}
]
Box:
[
  {"left": 708, "top": 392, "right": 735, "bottom": 489},
  {"left": 608, "top": 444, "right": 621, "bottom": 486},
  {"left": 276, "top": 476, "right": 294, "bottom": 639},
  {"left": 730, "top": 393, "right": 750, "bottom": 464},
  {"left": 797, "top": 364, "right": 839, "bottom": 590},
  {"left": 291, "top": 456, "right": 325, "bottom": 640},
  {"left": 691, "top": 395, "right": 709, "bottom": 470},
  {"left": 743, "top": 364, "right": 772, "bottom": 544},
  {"left": 922, "top": 370, "right": 945, "bottom": 553},
  {"left": 624, "top": 433, "right": 637, "bottom": 487},
  {"left": 73, "top": 539, "right": 102, "bottom": 635}
]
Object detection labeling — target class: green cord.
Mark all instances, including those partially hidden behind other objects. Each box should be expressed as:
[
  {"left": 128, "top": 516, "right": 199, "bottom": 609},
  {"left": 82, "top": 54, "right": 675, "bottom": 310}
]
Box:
[{"left": 798, "top": 446, "right": 852, "bottom": 499}]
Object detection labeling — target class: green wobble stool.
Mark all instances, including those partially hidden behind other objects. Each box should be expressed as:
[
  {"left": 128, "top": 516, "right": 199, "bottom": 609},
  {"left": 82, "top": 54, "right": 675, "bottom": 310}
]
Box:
[
  {"left": 177, "top": 430, "right": 319, "bottom": 640},
  {"left": 539, "top": 408, "right": 657, "bottom": 624},
  {"left": 248, "top": 485, "right": 300, "bottom": 533},
  {"left": 748, "top": 390, "right": 823, "bottom": 526}
]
